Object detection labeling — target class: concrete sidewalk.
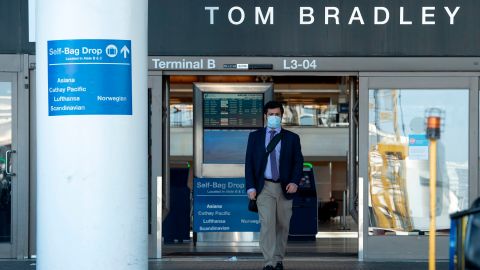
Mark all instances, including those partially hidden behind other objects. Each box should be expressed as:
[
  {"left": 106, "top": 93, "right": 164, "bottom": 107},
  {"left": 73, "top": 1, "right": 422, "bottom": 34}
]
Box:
[{"left": 0, "top": 259, "right": 449, "bottom": 270}]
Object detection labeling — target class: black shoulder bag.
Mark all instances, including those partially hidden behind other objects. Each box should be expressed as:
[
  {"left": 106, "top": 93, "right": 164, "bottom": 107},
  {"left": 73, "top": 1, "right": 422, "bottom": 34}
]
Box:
[
  {"left": 265, "top": 132, "right": 283, "bottom": 158},
  {"left": 248, "top": 132, "right": 283, "bottom": 213}
]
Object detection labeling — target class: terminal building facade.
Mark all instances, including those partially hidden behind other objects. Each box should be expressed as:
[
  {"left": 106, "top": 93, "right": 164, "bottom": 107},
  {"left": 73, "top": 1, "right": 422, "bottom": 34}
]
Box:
[{"left": 0, "top": 0, "right": 479, "bottom": 262}]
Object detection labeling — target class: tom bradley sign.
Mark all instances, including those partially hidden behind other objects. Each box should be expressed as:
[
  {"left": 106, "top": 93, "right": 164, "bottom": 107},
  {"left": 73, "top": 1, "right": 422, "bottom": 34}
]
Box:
[
  {"left": 148, "top": 1, "right": 480, "bottom": 56},
  {"left": 204, "top": 6, "right": 460, "bottom": 26}
]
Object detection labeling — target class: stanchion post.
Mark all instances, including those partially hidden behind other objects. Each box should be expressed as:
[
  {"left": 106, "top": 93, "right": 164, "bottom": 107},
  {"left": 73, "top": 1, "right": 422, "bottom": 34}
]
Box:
[{"left": 426, "top": 109, "right": 442, "bottom": 270}]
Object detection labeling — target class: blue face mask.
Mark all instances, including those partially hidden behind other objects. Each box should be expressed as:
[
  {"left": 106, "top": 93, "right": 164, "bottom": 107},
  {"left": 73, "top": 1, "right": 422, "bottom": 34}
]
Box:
[{"left": 267, "top": 115, "right": 282, "bottom": 129}]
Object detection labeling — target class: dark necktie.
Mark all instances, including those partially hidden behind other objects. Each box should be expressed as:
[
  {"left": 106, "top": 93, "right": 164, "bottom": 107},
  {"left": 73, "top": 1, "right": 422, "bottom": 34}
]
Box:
[{"left": 269, "top": 130, "right": 279, "bottom": 181}]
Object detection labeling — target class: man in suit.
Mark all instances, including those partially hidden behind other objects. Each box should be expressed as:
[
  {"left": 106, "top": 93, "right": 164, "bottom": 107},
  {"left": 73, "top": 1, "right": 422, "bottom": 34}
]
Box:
[{"left": 245, "top": 101, "right": 304, "bottom": 270}]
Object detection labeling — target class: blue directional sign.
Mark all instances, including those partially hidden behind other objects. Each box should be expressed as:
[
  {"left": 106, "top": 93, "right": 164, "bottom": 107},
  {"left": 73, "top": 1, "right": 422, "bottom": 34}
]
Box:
[
  {"left": 408, "top": 134, "right": 429, "bottom": 160},
  {"left": 48, "top": 39, "right": 132, "bottom": 116},
  {"left": 193, "top": 178, "right": 260, "bottom": 232}
]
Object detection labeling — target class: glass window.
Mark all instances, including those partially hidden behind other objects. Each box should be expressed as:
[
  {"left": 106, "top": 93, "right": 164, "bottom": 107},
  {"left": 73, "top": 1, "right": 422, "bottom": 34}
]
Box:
[
  {"left": 170, "top": 104, "right": 193, "bottom": 127},
  {"left": 368, "top": 89, "right": 469, "bottom": 236},
  {"left": 170, "top": 82, "right": 194, "bottom": 127},
  {"left": 0, "top": 81, "right": 12, "bottom": 243},
  {"left": 275, "top": 92, "right": 349, "bottom": 127}
]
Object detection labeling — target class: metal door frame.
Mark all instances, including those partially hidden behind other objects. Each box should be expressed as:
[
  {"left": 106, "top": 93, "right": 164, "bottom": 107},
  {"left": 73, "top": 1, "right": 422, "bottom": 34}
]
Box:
[
  {"left": 148, "top": 70, "right": 359, "bottom": 258},
  {"left": 0, "top": 54, "right": 30, "bottom": 259},
  {"left": 148, "top": 73, "right": 163, "bottom": 258},
  {"left": 358, "top": 73, "right": 479, "bottom": 261}
]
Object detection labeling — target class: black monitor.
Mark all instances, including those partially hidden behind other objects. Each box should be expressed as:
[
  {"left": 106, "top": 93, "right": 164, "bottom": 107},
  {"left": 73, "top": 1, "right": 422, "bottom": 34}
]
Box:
[
  {"left": 203, "top": 92, "right": 264, "bottom": 129},
  {"left": 201, "top": 92, "right": 265, "bottom": 164},
  {"left": 194, "top": 83, "right": 273, "bottom": 177}
]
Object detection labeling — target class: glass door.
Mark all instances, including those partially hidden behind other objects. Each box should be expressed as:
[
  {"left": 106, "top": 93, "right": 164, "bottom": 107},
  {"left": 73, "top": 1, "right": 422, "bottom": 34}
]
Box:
[
  {"left": 0, "top": 71, "right": 25, "bottom": 258},
  {"left": 359, "top": 75, "right": 479, "bottom": 261}
]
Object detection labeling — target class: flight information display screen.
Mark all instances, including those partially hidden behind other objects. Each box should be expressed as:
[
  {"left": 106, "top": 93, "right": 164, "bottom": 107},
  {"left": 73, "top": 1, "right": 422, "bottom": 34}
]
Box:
[{"left": 203, "top": 93, "right": 263, "bottom": 128}]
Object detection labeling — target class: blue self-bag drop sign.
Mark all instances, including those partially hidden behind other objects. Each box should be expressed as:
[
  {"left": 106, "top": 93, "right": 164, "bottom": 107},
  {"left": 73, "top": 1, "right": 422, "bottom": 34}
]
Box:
[
  {"left": 48, "top": 39, "right": 132, "bottom": 116},
  {"left": 193, "top": 178, "right": 260, "bottom": 232}
]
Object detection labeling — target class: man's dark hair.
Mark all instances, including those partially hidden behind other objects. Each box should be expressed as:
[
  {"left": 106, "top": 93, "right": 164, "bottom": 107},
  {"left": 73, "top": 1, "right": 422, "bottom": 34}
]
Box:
[{"left": 263, "top": 101, "right": 284, "bottom": 115}]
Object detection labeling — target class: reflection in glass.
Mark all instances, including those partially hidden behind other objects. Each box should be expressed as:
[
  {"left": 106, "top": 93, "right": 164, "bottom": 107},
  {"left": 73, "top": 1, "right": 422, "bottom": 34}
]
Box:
[
  {"left": 275, "top": 90, "right": 349, "bottom": 127},
  {"left": 0, "top": 82, "right": 12, "bottom": 243},
  {"left": 368, "top": 89, "right": 469, "bottom": 235},
  {"left": 203, "top": 129, "right": 252, "bottom": 164},
  {"left": 170, "top": 104, "right": 193, "bottom": 127},
  {"left": 282, "top": 104, "right": 348, "bottom": 127}
]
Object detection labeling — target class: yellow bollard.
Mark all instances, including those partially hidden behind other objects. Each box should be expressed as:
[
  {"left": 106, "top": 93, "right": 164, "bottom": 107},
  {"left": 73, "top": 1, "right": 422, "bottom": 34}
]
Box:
[
  {"left": 426, "top": 113, "right": 441, "bottom": 270},
  {"left": 429, "top": 139, "right": 437, "bottom": 270}
]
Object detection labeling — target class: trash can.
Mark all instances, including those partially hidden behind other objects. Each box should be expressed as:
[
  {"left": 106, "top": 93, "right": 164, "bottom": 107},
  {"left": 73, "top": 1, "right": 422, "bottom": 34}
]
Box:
[{"left": 450, "top": 198, "right": 480, "bottom": 270}]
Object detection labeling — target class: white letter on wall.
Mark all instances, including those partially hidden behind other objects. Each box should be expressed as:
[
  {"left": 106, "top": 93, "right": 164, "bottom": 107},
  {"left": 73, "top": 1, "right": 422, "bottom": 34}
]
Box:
[
  {"left": 400, "top": 7, "right": 413, "bottom": 25},
  {"left": 205, "top": 6, "right": 219, "bottom": 25},
  {"left": 325, "top": 7, "right": 339, "bottom": 25},
  {"left": 228, "top": 6, "right": 245, "bottom": 25},
  {"left": 255, "top": 7, "right": 274, "bottom": 24},
  {"left": 300, "top": 7, "right": 314, "bottom": 25},
  {"left": 348, "top": 7, "right": 365, "bottom": 25},
  {"left": 422, "top": 7, "right": 436, "bottom": 25},
  {"left": 444, "top": 6, "right": 460, "bottom": 25},
  {"left": 374, "top": 7, "right": 390, "bottom": 25}
]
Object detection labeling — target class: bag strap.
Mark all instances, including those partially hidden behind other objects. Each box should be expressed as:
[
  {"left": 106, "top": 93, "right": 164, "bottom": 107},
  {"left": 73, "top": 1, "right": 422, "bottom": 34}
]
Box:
[{"left": 265, "top": 132, "right": 283, "bottom": 154}]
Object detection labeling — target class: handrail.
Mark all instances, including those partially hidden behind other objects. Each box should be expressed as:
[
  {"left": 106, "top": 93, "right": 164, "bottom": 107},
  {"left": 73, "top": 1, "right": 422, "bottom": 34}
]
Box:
[{"left": 450, "top": 207, "right": 480, "bottom": 219}]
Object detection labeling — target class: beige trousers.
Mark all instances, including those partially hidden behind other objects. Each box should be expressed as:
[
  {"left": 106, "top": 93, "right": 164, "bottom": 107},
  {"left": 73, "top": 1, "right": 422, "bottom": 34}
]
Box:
[{"left": 257, "top": 181, "right": 293, "bottom": 266}]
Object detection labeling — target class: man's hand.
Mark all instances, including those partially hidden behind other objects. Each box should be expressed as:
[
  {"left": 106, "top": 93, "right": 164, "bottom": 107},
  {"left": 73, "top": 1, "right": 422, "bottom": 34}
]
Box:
[
  {"left": 286, "top": 183, "right": 298, "bottom": 194},
  {"left": 248, "top": 190, "right": 257, "bottom": 200}
]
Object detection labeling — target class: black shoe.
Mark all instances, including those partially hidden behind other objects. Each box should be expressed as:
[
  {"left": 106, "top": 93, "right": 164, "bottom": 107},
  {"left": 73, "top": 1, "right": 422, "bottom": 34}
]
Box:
[
  {"left": 263, "top": 265, "right": 274, "bottom": 270},
  {"left": 275, "top": 262, "right": 284, "bottom": 270}
]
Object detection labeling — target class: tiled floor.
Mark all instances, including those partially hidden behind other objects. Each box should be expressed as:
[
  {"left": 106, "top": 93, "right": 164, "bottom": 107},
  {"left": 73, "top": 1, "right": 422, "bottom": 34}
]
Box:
[
  {"left": 0, "top": 259, "right": 449, "bottom": 270},
  {"left": 163, "top": 238, "right": 358, "bottom": 257},
  {"left": 2, "top": 218, "right": 447, "bottom": 270},
  {"left": 150, "top": 260, "right": 448, "bottom": 270}
]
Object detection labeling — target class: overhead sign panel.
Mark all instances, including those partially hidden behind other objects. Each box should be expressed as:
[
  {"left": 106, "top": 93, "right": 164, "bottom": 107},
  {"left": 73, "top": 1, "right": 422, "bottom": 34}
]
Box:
[
  {"left": 48, "top": 39, "right": 132, "bottom": 116},
  {"left": 149, "top": 0, "right": 480, "bottom": 56}
]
